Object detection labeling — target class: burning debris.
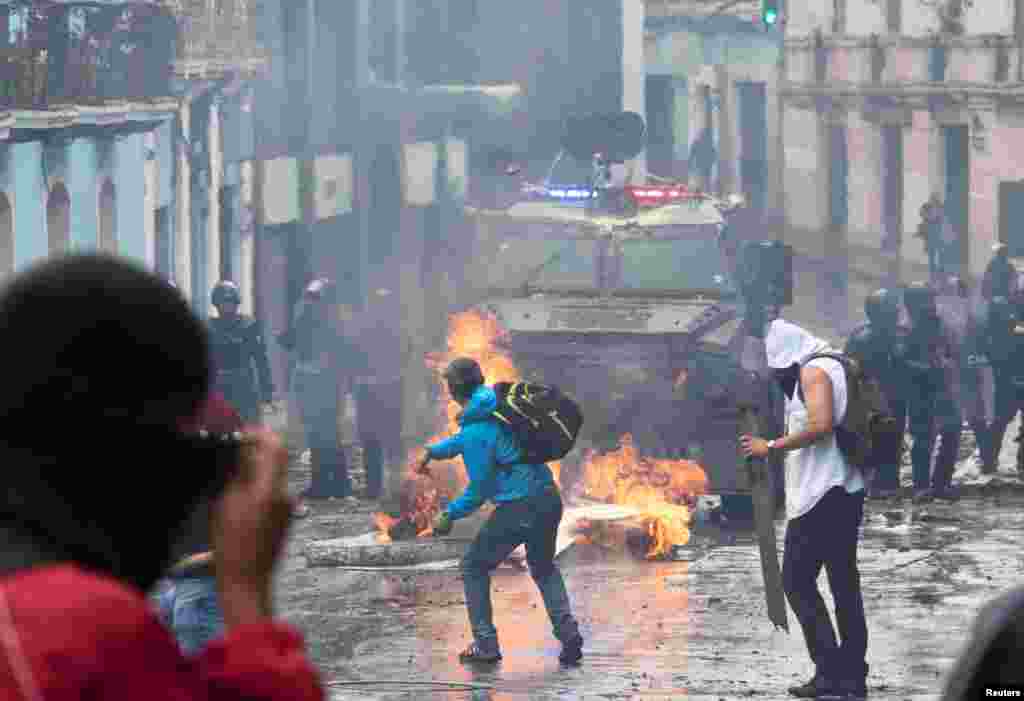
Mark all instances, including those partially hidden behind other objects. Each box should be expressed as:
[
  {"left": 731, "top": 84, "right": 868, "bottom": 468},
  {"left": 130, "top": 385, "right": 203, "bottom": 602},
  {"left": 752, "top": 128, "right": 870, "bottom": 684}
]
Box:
[
  {"left": 371, "top": 310, "right": 710, "bottom": 560},
  {"left": 575, "top": 434, "right": 709, "bottom": 559},
  {"left": 372, "top": 309, "right": 561, "bottom": 542}
]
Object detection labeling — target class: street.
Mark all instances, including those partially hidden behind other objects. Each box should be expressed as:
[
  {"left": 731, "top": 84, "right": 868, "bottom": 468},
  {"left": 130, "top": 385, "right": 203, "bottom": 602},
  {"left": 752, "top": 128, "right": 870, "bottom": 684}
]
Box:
[
  {"left": 276, "top": 448, "right": 1024, "bottom": 701},
  {"left": 262, "top": 258, "right": 1024, "bottom": 700}
]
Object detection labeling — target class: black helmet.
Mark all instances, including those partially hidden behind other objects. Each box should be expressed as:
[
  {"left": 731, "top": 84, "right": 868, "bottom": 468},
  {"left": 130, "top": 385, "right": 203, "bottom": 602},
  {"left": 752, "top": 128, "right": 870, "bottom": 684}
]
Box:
[
  {"left": 443, "top": 358, "right": 485, "bottom": 402},
  {"left": 903, "top": 281, "right": 937, "bottom": 318},
  {"left": 865, "top": 288, "right": 899, "bottom": 326},
  {"left": 211, "top": 280, "right": 241, "bottom": 307},
  {"left": 304, "top": 277, "right": 335, "bottom": 300}
]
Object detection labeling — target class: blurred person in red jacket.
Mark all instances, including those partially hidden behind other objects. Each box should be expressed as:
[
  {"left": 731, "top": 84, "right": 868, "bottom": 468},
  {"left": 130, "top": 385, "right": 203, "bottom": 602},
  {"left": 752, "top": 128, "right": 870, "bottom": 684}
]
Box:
[
  {"left": 0, "top": 254, "right": 323, "bottom": 701},
  {"left": 157, "top": 390, "right": 243, "bottom": 655}
]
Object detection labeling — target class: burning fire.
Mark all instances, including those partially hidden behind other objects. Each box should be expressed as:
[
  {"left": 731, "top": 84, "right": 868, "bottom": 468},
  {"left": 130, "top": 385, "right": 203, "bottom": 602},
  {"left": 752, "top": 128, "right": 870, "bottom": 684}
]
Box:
[
  {"left": 578, "top": 434, "right": 708, "bottom": 559},
  {"left": 373, "top": 309, "right": 561, "bottom": 543},
  {"left": 371, "top": 309, "right": 708, "bottom": 560}
]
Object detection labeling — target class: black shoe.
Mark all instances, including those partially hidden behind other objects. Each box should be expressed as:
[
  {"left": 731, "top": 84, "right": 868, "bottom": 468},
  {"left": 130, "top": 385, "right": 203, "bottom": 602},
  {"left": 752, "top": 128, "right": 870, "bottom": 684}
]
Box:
[
  {"left": 459, "top": 641, "right": 502, "bottom": 664},
  {"left": 559, "top": 634, "right": 583, "bottom": 665},
  {"left": 788, "top": 672, "right": 837, "bottom": 698},
  {"left": 832, "top": 678, "right": 868, "bottom": 700}
]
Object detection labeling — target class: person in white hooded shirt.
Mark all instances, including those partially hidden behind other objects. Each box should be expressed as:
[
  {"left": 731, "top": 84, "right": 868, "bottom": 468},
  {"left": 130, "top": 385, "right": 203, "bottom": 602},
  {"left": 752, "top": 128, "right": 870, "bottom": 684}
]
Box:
[{"left": 740, "top": 319, "right": 869, "bottom": 700}]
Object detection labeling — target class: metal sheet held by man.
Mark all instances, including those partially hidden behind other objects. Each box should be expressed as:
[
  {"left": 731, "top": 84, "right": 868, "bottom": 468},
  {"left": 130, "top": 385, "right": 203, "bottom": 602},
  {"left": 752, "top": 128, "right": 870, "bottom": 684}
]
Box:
[{"left": 305, "top": 536, "right": 474, "bottom": 568}]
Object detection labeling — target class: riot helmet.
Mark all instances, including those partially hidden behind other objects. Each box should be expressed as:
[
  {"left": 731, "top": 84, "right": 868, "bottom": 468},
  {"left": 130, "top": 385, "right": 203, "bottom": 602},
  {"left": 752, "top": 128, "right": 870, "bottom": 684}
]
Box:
[
  {"left": 903, "top": 281, "right": 938, "bottom": 322},
  {"left": 443, "top": 358, "right": 485, "bottom": 404},
  {"left": 211, "top": 280, "right": 241, "bottom": 307},
  {"left": 304, "top": 277, "right": 334, "bottom": 300},
  {"left": 864, "top": 288, "right": 900, "bottom": 329}
]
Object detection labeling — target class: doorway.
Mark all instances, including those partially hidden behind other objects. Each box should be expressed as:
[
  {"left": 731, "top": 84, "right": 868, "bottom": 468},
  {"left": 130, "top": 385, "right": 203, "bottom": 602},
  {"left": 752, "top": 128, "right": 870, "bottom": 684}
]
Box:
[
  {"left": 999, "top": 181, "right": 1024, "bottom": 257},
  {"left": 881, "top": 126, "right": 904, "bottom": 257},
  {"left": 220, "top": 185, "right": 236, "bottom": 281},
  {"left": 98, "top": 178, "right": 116, "bottom": 253},
  {"left": 47, "top": 183, "right": 70, "bottom": 254},
  {"left": 645, "top": 75, "right": 676, "bottom": 178},
  {"left": 737, "top": 81, "right": 768, "bottom": 212},
  {"left": 0, "top": 192, "right": 12, "bottom": 276},
  {"left": 943, "top": 125, "right": 969, "bottom": 272},
  {"left": 155, "top": 205, "right": 172, "bottom": 279}
]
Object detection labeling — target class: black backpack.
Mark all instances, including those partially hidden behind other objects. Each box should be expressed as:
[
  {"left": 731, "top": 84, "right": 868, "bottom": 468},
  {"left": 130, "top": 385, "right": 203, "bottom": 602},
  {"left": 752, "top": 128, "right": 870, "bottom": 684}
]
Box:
[
  {"left": 797, "top": 352, "right": 900, "bottom": 480},
  {"left": 491, "top": 382, "right": 583, "bottom": 464}
]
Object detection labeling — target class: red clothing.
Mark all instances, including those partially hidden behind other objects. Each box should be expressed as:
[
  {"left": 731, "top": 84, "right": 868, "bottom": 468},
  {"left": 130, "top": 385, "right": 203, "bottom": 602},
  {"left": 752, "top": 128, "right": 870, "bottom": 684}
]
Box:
[
  {"left": 180, "top": 392, "right": 243, "bottom": 435},
  {"left": 0, "top": 565, "right": 324, "bottom": 701}
]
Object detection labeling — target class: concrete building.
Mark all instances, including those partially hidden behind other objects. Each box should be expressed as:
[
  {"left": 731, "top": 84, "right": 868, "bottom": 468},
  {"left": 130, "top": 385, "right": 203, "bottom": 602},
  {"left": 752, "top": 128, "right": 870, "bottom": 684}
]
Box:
[
  {"left": 644, "top": 0, "right": 783, "bottom": 216},
  {"left": 0, "top": 0, "right": 264, "bottom": 324},
  {"left": 782, "top": 0, "right": 1024, "bottom": 284},
  {"left": 0, "top": 2, "right": 179, "bottom": 277}
]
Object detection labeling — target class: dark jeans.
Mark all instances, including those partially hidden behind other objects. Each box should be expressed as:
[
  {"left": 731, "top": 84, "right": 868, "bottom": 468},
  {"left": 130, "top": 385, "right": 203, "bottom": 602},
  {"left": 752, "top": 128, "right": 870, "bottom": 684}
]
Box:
[
  {"left": 873, "top": 398, "right": 907, "bottom": 489},
  {"left": 783, "top": 486, "right": 868, "bottom": 680},
  {"left": 461, "top": 487, "right": 580, "bottom": 651},
  {"left": 215, "top": 369, "right": 261, "bottom": 424},
  {"left": 907, "top": 386, "right": 961, "bottom": 489},
  {"left": 293, "top": 366, "right": 350, "bottom": 498}
]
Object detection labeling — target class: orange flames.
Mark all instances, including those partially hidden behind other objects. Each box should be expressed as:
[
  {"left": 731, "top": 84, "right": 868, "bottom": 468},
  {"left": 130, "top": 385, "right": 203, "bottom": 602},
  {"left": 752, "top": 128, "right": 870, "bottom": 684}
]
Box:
[
  {"left": 578, "top": 434, "right": 708, "bottom": 559},
  {"left": 372, "top": 309, "right": 709, "bottom": 560}
]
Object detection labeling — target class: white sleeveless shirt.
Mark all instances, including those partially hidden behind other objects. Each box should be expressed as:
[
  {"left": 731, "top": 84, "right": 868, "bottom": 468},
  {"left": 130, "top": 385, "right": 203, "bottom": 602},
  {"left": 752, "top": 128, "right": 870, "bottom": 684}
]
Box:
[{"left": 784, "top": 357, "right": 866, "bottom": 521}]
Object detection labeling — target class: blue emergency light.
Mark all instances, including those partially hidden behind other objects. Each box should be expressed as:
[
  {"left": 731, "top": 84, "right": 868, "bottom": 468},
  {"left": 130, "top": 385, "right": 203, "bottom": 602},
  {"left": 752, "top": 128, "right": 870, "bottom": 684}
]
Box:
[{"left": 545, "top": 186, "right": 594, "bottom": 201}]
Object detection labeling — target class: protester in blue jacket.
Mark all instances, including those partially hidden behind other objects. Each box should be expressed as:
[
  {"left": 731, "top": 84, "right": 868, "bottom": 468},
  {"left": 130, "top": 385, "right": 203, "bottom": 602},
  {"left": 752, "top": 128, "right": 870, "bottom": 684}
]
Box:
[{"left": 417, "top": 358, "right": 583, "bottom": 665}]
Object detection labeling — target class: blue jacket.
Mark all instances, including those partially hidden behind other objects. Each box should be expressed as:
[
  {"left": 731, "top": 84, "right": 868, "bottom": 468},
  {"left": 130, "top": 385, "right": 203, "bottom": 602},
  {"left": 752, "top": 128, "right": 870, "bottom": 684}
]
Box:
[{"left": 427, "top": 385, "right": 555, "bottom": 520}]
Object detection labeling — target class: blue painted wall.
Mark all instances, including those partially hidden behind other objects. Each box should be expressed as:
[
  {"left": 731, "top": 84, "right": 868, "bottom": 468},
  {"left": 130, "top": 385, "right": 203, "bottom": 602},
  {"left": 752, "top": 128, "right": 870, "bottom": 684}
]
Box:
[
  {"left": 12, "top": 141, "right": 45, "bottom": 270},
  {"left": 69, "top": 138, "right": 99, "bottom": 250},
  {"left": 116, "top": 133, "right": 146, "bottom": 264}
]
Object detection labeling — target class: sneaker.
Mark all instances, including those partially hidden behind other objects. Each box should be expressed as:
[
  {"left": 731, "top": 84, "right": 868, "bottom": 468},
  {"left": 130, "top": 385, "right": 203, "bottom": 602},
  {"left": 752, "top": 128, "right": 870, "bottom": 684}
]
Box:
[
  {"left": 559, "top": 634, "right": 583, "bottom": 665},
  {"left": 458, "top": 641, "right": 502, "bottom": 664},
  {"left": 932, "top": 485, "right": 960, "bottom": 502},
  {"left": 788, "top": 672, "right": 837, "bottom": 698},
  {"left": 869, "top": 487, "right": 900, "bottom": 500}
]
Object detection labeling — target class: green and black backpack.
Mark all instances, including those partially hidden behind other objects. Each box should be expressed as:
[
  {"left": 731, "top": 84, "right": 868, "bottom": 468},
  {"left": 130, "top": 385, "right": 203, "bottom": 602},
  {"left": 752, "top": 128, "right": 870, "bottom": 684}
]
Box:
[{"left": 491, "top": 382, "right": 584, "bottom": 465}]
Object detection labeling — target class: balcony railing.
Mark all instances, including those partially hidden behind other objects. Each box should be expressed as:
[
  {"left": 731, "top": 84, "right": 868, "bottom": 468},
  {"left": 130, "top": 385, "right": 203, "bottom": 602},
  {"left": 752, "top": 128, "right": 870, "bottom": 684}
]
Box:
[
  {"left": 173, "top": 0, "right": 266, "bottom": 67},
  {"left": 0, "top": 2, "right": 177, "bottom": 110}
]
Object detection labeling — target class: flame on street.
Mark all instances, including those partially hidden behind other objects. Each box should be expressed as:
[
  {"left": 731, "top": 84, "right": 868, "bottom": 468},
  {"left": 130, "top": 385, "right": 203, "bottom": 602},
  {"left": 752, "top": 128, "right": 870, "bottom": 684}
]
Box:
[
  {"left": 577, "top": 434, "right": 708, "bottom": 559},
  {"left": 371, "top": 309, "right": 709, "bottom": 560},
  {"left": 373, "top": 309, "right": 561, "bottom": 542}
]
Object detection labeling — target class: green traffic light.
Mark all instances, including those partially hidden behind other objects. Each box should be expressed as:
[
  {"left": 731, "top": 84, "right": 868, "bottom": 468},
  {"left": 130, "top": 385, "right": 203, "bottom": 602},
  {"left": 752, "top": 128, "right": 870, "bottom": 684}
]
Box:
[{"left": 764, "top": 8, "right": 778, "bottom": 24}]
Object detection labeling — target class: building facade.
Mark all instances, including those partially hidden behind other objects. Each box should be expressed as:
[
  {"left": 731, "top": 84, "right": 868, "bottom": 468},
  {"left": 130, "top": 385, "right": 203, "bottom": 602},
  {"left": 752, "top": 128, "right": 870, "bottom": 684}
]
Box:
[
  {"left": 0, "top": 2, "right": 179, "bottom": 278},
  {"left": 645, "top": 0, "right": 783, "bottom": 217},
  {"left": 782, "top": 0, "right": 1024, "bottom": 282},
  {"left": 0, "top": 0, "right": 264, "bottom": 323}
]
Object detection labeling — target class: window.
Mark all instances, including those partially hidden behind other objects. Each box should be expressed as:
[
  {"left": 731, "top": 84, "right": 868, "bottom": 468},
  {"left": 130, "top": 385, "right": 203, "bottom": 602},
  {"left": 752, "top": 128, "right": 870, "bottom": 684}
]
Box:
[
  {"left": 887, "top": 0, "right": 901, "bottom": 33},
  {"left": 98, "top": 179, "right": 116, "bottom": 253}
]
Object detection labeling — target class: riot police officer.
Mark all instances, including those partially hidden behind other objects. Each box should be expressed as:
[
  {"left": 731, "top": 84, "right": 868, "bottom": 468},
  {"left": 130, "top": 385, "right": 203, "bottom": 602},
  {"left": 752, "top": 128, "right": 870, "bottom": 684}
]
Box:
[
  {"left": 845, "top": 289, "right": 908, "bottom": 497},
  {"left": 903, "top": 282, "right": 962, "bottom": 501},
  {"left": 208, "top": 281, "right": 275, "bottom": 424},
  {"left": 983, "top": 296, "right": 1023, "bottom": 474},
  {"left": 286, "top": 278, "right": 353, "bottom": 499}
]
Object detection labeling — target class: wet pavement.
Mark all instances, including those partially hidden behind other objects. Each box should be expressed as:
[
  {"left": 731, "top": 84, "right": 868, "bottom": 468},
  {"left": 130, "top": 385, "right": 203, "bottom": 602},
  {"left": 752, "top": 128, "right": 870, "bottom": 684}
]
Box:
[
  {"left": 274, "top": 445, "right": 1024, "bottom": 701},
  {"left": 263, "top": 258, "right": 1022, "bottom": 699}
]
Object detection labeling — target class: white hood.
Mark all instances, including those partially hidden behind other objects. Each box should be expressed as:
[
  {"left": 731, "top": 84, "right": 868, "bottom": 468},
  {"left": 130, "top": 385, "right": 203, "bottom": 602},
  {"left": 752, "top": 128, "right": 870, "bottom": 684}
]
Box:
[{"left": 765, "top": 319, "right": 831, "bottom": 369}]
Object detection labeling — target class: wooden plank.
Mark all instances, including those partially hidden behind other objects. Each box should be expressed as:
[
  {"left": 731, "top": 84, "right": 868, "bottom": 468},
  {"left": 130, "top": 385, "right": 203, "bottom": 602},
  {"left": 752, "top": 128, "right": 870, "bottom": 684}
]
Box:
[
  {"left": 304, "top": 536, "right": 474, "bottom": 568},
  {"left": 740, "top": 405, "right": 789, "bottom": 632}
]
